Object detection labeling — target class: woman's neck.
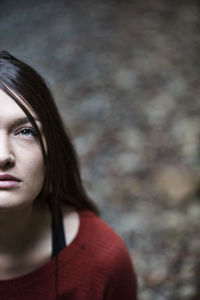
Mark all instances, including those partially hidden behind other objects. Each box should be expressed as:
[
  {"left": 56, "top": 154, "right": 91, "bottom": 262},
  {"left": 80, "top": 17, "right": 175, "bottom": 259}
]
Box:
[
  {"left": 0, "top": 201, "right": 52, "bottom": 280},
  {"left": 0, "top": 201, "right": 52, "bottom": 252},
  {"left": 0, "top": 204, "right": 34, "bottom": 254}
]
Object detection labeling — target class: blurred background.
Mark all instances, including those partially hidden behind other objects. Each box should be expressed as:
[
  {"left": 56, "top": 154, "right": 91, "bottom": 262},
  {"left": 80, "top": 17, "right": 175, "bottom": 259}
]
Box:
[{"left": 1, "top": 0, "right": 200, "bottom": 299}]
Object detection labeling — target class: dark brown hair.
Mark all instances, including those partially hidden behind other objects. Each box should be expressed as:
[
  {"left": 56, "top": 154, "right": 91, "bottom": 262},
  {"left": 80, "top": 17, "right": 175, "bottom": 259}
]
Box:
[{"left": 0, "top": 50, "right": 98, "bottom": 221}]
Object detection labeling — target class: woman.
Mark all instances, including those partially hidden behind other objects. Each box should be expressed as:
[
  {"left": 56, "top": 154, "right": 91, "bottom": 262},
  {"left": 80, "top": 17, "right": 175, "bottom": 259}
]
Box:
[{"left": 0, "top": 51, "right": 137, "bottom": 299}]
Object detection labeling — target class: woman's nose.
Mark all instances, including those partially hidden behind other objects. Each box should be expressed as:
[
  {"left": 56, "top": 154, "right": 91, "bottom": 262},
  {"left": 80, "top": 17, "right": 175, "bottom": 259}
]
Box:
[{"left": 0, "top": 134, "right": 15, "bottom": 168}]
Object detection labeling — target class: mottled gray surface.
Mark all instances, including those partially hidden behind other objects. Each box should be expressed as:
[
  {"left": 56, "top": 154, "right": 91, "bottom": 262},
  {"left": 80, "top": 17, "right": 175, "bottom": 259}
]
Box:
[{"left": 1, "top": 1, "right": 200, "bottom": 299}]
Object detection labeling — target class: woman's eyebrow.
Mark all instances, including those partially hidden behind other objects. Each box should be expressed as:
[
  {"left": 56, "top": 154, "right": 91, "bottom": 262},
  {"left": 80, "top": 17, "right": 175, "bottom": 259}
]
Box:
[{"left": 11, "top": 116, "right": 40, "bottom": 127}]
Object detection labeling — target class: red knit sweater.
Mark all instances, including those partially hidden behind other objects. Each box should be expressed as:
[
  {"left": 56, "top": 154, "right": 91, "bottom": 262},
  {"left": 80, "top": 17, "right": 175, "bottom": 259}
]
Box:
[{"left": 0, "top": 211, "right": 137, "bottom": 299}]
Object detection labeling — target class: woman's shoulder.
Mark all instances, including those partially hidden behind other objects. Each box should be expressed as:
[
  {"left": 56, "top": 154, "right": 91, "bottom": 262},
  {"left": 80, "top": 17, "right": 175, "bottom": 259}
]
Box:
[
  {"left": 62, "top": 205, "right": 80, "bottom": 246},
  {"left": 79, "top": 210, "right": 124, "bottom": 245},
  {"left": 77, "top": 210, "right": 138, "bottom": 298},
  {"left": 62, "top": 206, "right": 135, "bottom": 271},
  {"left": 61, "top": 208, "right": 137, "bottom": 299},
  {"left": 77, "top": 210, "right": 133, "bottom": 265},
  {"left": 62, "top": 206, "right": 131, "bottom": 258}
]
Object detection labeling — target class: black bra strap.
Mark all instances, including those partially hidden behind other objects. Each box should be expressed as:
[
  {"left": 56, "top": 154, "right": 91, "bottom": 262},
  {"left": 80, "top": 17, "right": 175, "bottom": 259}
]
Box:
[{"left": 47, "top": 198, "right": 67, "bottom": 257}]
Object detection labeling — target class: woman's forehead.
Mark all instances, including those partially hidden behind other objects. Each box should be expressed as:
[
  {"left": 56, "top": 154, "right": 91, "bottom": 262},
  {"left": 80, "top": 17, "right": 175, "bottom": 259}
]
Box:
[{"left": 0, "top": 88, "right": 38, "bottom": 122}]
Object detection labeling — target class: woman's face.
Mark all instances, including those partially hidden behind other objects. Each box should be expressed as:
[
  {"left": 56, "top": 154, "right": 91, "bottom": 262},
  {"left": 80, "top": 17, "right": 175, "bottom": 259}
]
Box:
[{"left": 0, "top": 88, "right": 46, "bottom": 210}]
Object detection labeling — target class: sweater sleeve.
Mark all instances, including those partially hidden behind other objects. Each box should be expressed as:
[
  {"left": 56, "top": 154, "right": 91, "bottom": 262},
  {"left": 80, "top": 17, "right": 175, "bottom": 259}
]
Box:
[{"left": 103, "top": 240, "right": 138, "bottom": 300}]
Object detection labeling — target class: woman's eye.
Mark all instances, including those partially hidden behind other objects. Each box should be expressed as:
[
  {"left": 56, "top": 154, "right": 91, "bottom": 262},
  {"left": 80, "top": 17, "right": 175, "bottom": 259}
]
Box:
[{"left": 16, "top": 128, "right": 38, "bottom": 138}]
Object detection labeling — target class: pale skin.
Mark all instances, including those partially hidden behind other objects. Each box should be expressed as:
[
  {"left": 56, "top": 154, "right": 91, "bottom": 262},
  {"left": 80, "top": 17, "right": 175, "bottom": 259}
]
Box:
[{"left": 0, "top": 89, "right": 79, "bottom": 280}]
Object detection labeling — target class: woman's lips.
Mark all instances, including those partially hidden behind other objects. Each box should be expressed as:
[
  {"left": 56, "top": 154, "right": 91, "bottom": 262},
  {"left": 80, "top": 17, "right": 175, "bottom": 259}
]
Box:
[
  {"left": 0, "top": 174, "right": 21, "bottom": 189},
  {"left": 0, "top": 180, "right": 20, "bottom": 188}
]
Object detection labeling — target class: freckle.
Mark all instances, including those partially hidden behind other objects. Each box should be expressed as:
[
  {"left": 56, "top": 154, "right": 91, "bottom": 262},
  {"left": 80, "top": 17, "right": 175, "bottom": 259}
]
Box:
[{"left": 80, "top": 244, "right": 86, "bottom": 250}]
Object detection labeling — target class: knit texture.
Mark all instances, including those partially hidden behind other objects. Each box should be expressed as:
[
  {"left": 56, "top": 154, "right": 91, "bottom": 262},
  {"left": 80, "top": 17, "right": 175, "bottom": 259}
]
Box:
[{"left": 0, "top": 211, "right": 137, "bottom": 299}]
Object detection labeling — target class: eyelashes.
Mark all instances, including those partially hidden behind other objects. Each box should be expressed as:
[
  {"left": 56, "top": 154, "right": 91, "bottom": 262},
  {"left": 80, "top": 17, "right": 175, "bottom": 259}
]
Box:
[{"left": 15, "top": 127, "right": 39, "bottom": 138}]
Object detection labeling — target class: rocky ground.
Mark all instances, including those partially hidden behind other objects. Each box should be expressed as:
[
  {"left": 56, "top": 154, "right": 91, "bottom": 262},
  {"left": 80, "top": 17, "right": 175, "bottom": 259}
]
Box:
[{"left": 1, "top": 0, "right": 200, "bottom": 299}]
